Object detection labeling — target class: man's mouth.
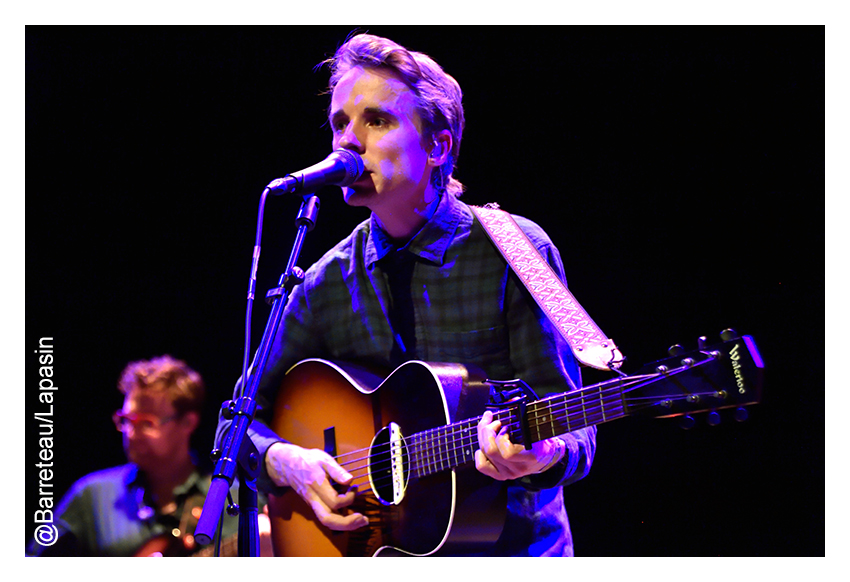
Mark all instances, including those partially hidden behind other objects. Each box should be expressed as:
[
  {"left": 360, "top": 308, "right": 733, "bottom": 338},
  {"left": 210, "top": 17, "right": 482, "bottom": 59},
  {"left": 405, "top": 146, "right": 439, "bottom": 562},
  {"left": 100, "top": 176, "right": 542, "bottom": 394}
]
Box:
[{"left": 351, "top": 170, "right": 373, "bottom": 186}]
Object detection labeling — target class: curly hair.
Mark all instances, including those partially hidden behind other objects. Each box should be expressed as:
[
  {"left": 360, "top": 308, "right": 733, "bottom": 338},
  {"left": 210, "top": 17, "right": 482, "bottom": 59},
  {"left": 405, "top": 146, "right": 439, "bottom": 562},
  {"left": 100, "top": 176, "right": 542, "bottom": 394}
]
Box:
[
  {"left": 323, "top": 33, "right": 466, "bottom": 198},
  {"left": 117, "top": 355, "right": 205, "bottom": 417}
]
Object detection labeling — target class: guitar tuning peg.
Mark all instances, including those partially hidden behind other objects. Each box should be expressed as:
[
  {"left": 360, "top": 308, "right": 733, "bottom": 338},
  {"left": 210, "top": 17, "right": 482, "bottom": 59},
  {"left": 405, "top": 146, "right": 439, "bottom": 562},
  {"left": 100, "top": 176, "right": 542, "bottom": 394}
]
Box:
[
  {"left": 667, "top": 344, "right": 686, "bottom": 357},
  {"left": 734, "top": 407, "right": 749, "bottom": 422},
  {"left": 720, "top": 328, "right": 739, "bottom": 341},
  {"left": 706, "top": 411, "right": 721, "bottom": 426},
  {"left": 698, "top": 336, "right": 709, "bottom": 350},
  {"left": 679, "top": 415, "right": 696, "bottom": 430}
]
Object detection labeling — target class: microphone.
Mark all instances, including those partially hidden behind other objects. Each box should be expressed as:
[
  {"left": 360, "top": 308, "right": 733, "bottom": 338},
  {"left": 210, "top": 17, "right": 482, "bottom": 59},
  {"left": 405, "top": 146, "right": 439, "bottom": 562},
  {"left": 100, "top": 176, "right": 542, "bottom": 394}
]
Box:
[{"left": 266, "top": 149, "right": 365, "bottom": 195}]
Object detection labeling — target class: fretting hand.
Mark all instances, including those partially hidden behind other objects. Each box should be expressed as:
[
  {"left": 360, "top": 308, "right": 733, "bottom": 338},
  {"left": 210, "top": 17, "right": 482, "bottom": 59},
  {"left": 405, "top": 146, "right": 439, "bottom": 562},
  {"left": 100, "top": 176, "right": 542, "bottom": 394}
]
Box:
[{"left": 474, "top": 410, "right": 566, "bottom": 480}]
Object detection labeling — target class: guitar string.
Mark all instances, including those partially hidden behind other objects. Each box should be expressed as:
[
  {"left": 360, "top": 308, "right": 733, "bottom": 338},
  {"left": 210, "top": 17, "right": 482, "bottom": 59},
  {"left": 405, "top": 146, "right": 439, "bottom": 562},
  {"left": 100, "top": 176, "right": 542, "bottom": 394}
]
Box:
[
  {"left": 328, "top": 358, "right": 725, "bottom": 491},
  {"left": 331, "top": 385, "right": 623, "bottom": 477},
  {"left": 341, "top": 396, "right": 614, "bottom": 484},
  {"left": 332, "top": 375, "right": 699, "bottom": 490},
  {"left": 332, "top": 349, "right": 721, "bottom": 469},
  {"left": 330, "top": 372, "right": 654, "bottom": 466},
  {"left": 331, "top": 372, "right": 707, "bottom": 487},
  {"left": 338, "top": 386, "right": 704, "bottom": 490},
  {"left": 340, "top": 387, "right": 714, "bottom": 494},
  {"left": 332, "top": 371, "right": 660, "bottom": 471}
]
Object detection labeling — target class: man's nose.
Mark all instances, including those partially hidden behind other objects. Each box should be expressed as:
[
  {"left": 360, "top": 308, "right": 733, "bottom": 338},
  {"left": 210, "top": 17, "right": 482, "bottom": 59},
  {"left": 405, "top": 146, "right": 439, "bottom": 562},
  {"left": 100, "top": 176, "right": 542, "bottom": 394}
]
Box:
[{"left": 336, "top": 123, "right": 363, "bottom": 152}]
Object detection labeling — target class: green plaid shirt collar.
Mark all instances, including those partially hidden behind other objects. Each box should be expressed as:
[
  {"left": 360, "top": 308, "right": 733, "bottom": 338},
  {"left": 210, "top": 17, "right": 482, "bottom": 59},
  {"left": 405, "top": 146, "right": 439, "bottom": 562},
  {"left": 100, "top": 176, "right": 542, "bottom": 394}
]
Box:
[{"left": 365, "top": 192, "right": 466, "bottom": 268}]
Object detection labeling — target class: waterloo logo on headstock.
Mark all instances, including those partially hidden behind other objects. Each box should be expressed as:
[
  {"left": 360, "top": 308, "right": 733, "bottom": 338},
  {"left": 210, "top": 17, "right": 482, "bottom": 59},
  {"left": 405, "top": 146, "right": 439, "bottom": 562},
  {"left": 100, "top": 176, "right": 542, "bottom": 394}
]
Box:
[
  {"left": 730, "top": 343, "right": 748, "bottom": 395},
  {"left": 726, "top": 335, "right": 764, "bottom": 397}
]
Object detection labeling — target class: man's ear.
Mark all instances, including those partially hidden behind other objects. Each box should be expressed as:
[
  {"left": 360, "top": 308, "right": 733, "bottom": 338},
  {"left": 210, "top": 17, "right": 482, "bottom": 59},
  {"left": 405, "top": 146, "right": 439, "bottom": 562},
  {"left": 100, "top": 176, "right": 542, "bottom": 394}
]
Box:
[
  {"left": 429, "top": 130, "right": 452, "bottom": 166},
  {"left": 181, "top": 411, "right": 201, "bottom": 435}
]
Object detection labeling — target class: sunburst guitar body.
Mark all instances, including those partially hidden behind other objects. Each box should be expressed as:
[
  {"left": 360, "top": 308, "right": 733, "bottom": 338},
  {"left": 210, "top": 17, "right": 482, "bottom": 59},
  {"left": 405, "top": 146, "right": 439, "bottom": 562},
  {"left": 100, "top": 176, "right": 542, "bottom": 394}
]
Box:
[{"left": 266, "top": 359, "right": 507, "bottom": 557}]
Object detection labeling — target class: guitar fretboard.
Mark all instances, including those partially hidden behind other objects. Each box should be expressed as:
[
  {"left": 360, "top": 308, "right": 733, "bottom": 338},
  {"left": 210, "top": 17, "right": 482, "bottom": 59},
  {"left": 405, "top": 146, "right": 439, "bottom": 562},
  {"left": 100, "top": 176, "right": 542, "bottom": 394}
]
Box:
[{"left": 408, "top": 382, "right": 628, "bottom": 478}]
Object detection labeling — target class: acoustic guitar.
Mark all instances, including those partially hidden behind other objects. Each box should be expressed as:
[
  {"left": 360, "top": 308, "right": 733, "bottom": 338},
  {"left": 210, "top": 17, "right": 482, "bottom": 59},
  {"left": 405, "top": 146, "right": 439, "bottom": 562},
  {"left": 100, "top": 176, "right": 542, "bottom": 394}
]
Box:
[{"left": 267, "top": 332, "right": 763, "bottom": 557}]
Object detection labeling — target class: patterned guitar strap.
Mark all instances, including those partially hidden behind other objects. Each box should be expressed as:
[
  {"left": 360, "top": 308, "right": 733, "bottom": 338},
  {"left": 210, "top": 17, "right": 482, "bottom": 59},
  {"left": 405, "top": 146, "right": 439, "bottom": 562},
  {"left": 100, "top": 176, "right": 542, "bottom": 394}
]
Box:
[{"left": 471, "top": 203, "right": 624, "bottom": 371}]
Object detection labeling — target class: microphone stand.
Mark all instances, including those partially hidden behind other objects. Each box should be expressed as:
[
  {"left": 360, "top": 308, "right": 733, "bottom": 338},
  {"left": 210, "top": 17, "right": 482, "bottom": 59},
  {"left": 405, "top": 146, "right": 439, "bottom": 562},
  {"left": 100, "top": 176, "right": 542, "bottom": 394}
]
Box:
[{"left": 195, "top": 193, "right": 321, "bottom": 556}]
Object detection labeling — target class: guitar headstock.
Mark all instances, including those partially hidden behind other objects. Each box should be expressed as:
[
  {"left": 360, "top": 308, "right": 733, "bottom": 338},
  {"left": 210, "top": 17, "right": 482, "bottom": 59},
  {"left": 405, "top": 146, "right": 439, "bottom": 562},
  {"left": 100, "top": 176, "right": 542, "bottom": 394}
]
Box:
[{"left": 626, "top": 330, "right": 764, "bottom": 422}]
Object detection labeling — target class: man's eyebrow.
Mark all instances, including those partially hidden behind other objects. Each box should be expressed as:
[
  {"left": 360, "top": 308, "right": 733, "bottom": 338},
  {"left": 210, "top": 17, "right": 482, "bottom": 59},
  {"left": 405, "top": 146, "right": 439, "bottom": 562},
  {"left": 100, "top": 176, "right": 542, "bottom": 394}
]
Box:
[
  {"left": 329, "top": 105, "right": 396, "bottom": 120},
  {"left": 362, "top": 106, "right": 395, "bottom": 117}
]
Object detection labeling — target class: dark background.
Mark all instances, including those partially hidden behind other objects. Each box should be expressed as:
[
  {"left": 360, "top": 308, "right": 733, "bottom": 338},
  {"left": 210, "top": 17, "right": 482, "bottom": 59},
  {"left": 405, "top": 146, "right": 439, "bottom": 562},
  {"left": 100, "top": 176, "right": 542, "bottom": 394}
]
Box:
[{"left": 26, "top": 26, "right": 824, "bottom": 556}]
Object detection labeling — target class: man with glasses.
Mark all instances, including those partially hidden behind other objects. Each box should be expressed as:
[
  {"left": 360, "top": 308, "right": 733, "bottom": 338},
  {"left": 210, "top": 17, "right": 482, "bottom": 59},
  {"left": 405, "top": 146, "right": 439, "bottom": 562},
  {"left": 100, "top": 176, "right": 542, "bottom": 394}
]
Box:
[{"left": 28, "top": 355, "right": 271, "bottom": 556}]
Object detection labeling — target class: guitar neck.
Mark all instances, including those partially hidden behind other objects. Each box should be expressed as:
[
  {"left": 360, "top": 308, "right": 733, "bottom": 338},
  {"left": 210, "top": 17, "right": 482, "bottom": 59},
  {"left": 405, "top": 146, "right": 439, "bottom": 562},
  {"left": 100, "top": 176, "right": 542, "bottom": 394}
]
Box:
[
  {"left": 407, "top": 336, "right": 763, "bottom": 479},
  {"left": 502, "top": 378, "right": 631, "bottom": 444},
  {"left": 367, "top": 335, "right": 763, "bottom": 484},
  {"left": 407, "top": 376, "right": 632, "bottom": 479}
]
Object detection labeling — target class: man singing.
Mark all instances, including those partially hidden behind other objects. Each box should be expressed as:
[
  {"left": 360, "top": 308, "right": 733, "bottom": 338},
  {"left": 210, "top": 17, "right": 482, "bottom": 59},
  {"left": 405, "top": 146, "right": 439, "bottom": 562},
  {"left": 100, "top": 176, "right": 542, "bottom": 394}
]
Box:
[{"left": 218, "top": 33, "right": 596, "bottom": 556}]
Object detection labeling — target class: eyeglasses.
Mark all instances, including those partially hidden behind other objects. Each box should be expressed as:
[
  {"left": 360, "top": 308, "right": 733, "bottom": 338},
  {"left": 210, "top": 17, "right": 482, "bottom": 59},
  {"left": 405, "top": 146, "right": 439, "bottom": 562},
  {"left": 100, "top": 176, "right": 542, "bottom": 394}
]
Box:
[{"left": 112, "top": 411, "right": 177, "bottom": 435}]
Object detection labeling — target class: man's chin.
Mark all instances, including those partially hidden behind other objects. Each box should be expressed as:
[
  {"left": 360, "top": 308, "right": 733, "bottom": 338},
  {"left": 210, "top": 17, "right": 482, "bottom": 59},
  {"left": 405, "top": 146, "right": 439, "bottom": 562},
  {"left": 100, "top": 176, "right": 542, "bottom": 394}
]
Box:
[
  {"left": 342, "top": 187, "right": 374, "bottom": 207},
  {"left": 126, "top": 449, "right": 152, "bottom": 468}
]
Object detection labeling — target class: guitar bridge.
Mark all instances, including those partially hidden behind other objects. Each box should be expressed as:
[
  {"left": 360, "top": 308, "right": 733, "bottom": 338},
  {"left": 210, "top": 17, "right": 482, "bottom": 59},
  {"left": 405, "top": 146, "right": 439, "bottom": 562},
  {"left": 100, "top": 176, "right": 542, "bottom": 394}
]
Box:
[{"left": 368, "top": 422, "right": 408, "bottom": 505}]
